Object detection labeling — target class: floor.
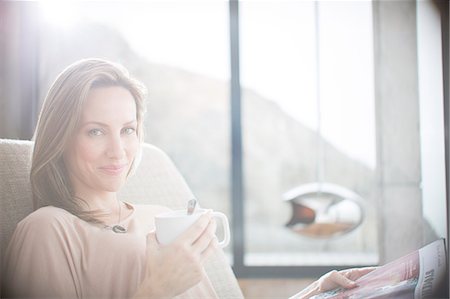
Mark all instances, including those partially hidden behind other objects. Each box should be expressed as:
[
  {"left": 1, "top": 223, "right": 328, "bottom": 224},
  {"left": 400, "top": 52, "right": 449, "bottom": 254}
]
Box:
[{"left": 238, "top": 278, "right": 316, "bottom": 299}]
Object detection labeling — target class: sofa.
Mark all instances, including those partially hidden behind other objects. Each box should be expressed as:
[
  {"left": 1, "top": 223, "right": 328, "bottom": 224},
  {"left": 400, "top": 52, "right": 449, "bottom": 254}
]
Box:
[{"left": 0, "top": 138, "right": 243, "bottom": 298}]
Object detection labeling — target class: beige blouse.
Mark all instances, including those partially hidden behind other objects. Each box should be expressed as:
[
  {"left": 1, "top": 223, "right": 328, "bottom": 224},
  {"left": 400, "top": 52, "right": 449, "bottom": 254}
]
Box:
[{"left": 2, "top": 202, "right": 218, "bottom": 299}]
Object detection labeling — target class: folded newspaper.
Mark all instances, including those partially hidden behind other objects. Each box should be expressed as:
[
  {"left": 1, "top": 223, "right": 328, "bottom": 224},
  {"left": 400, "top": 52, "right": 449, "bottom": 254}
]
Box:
[{"left": 307, "top": 239, "right": 447, "bottom": 299}]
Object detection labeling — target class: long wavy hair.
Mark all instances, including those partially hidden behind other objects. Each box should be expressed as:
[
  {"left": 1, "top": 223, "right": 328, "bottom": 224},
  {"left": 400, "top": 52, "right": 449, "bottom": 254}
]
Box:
[{"left": 30, "top": 58, "right": 147, "bottom": 224}]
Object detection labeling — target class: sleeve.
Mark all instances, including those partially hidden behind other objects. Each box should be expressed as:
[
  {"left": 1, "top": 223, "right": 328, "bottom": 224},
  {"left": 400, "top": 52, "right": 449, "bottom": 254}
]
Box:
[{"left": 2, "top": 211, "right": 81, "bottom": 298}]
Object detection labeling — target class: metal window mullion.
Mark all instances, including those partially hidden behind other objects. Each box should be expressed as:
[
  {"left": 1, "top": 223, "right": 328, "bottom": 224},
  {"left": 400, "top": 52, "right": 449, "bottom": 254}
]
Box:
[
  {"left": 229, "top": 0, "right": 245, "bottom": 270},
  {"left": 440, "top": 1, "right": 450, "bottom": 296}
]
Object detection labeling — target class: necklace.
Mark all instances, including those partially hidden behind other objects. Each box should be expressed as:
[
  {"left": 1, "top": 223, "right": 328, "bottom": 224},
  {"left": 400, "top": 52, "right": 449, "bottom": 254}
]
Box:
[
  {"left": 111, "top": 199, "right": 127, "bottom": 233},
  {"left": 74, "top": 196, "right": 127, "bottom": 233}
]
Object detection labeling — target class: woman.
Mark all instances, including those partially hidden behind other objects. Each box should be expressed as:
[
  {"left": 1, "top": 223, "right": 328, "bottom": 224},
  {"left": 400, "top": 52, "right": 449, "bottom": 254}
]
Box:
[{"left": 2, "top": 59, "right": 373, "bottom": 298}]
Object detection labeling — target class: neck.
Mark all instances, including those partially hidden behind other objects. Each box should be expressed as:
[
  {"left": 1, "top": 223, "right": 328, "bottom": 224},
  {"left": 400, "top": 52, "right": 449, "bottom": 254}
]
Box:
[{"left": 75, "top": 190, "right": 118, "bottom": 212}]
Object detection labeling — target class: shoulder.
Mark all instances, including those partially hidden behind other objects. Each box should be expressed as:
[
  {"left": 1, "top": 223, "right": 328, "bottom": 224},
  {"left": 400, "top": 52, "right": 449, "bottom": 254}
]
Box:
[
  {"left": 7, "top": 206, "right": 78, "bottom": 255},
  {"left": 16, "top": 206, "right": 76, "bottom": 233}
]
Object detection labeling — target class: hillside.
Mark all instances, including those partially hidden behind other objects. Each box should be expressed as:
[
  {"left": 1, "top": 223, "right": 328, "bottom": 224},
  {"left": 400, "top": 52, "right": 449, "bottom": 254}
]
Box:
[{"left": 38, "top": 22, "right": 377, "bottom": 254}]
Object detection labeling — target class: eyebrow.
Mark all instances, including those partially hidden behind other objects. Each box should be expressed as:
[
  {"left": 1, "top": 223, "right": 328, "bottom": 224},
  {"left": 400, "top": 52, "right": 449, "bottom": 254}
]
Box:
[{"left": 81, "top": 120, "right": 137, "bottom": 127}]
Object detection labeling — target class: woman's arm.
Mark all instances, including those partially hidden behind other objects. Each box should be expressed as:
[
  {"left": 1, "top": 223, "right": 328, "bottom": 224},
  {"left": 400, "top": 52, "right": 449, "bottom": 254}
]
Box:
[
  {"left": 3, "top": 210, "right": 79, "bottom": 298},
  {"left": 290, "top": 267, "right": 377, "bottom": 299},
  {"left": 133, "top": 211, "right": 218, "bottom": 299}
]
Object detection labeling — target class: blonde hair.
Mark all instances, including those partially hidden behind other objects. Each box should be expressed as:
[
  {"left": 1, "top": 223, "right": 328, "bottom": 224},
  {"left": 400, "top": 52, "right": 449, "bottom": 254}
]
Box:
[{"left": 30, "top": 58, "right": 147, "bottom": 223}]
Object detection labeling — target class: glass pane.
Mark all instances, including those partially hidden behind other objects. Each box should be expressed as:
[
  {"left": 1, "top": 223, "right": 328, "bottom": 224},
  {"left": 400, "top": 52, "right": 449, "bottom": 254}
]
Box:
[
  {"left": 37, "top": 1, "right": 231, "bottom": 252},
  {"left": 240, "top": 0, "right": 378, "bottom": 266},
  {"left": 417, "top": 1, "right": 447, "bottom": 242}
]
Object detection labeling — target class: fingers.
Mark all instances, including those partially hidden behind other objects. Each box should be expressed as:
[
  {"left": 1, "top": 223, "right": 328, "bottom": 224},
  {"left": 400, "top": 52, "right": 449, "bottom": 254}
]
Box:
[
  {"left": 177, "top": 211, "right": 212, "bottom": 245},
  {"left": 327, "top": 270, "right": 357, "bottom": 289},
  {"left": 191, "top": 218, "right": 217, "bottom": 254},
  {"left": 340, "top": 267, "right": 378, "bottom": 281},
  {"left": 199, "top": 237, "right": 219, "bottom": 263},
  {"left": 316, "top": 267, "right": 378, "bottom": 293}
]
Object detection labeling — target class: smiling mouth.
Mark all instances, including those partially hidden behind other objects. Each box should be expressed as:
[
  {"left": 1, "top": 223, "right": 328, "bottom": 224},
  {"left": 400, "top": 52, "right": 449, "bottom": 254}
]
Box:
[{"left": 98, "top": 164, "right": 128, "bottom": 175}]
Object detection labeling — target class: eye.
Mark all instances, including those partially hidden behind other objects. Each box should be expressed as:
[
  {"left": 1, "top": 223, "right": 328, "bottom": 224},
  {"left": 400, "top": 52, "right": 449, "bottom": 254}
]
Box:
[
  {"left": 122, "top": 127, "right": 136, "bottom": 135},
  {"left": 88, "top": 128, "right": 104, "bottom": 137}
]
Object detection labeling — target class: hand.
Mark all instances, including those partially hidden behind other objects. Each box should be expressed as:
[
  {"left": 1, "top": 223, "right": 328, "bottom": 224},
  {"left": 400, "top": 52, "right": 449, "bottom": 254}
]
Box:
[
  {"left": 293, "top": 267, "right": 377, "bottom": 299},
  {"left": 133, "top": 211, "right": 219, "bottom": 299}
]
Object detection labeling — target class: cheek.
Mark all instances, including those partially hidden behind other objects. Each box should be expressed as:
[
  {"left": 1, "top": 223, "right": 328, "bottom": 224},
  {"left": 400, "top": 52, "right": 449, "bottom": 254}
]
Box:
[
  {"left": 79, "top": 144, "right": 102, "bottom": 164},
  {"left": 70, "top": 137, "right": 103, "bottom": 169}
]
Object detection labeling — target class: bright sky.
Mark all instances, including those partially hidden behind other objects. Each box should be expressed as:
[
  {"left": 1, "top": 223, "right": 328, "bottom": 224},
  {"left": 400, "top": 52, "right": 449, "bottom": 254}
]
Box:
[{"left": 39, "top": 0, "right": 376, "bottom": 169}]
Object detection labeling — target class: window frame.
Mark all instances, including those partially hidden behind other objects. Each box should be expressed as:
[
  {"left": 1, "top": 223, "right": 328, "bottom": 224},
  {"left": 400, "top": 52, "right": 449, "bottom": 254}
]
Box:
[{"left": 228, "top": 0, "right": 374, "bottom": 278}]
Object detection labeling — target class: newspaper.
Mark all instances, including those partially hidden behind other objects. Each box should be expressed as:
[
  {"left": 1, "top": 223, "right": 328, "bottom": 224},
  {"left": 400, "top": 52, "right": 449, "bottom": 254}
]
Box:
[{"left": 308, "top": 239, "right": 447, "bottom": 299}]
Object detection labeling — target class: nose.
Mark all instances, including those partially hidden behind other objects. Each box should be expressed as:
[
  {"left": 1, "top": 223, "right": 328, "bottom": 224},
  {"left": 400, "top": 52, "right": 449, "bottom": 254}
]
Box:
[{"left": 106, "top": 133, "right": 126, "bottom": 160}]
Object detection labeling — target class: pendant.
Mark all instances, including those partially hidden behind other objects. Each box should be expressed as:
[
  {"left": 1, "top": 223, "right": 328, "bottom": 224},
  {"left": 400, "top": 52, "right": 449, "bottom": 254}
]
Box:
[{"left": 112, "top": 225, "right": 127, "bottom": 233}]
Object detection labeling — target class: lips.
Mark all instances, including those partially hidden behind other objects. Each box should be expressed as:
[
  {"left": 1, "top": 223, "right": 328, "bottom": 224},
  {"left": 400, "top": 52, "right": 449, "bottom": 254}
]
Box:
[{"left": 98, "top": 164, "right": 128, "bottom": 175}]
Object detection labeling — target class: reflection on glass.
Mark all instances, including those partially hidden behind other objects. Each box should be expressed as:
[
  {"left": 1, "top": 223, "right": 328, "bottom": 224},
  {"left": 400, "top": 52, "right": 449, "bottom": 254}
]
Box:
[
  {"left": 284, "top": 183, "right": 364, "bottom": 238},
  {"left": 241, "top": 0, "right": 377, "bottom": 266}
]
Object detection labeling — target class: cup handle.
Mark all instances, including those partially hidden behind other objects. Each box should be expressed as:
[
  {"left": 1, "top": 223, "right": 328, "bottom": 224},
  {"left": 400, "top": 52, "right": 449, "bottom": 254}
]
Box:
[{"left": 212, "top": 212, "right": 230, "bottom": 248}]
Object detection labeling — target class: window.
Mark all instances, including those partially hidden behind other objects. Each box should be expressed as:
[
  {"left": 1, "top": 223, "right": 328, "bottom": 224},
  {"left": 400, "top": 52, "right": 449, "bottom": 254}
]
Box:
[{"left": 238, "top": 0, "right": 377, "bottom": 270}]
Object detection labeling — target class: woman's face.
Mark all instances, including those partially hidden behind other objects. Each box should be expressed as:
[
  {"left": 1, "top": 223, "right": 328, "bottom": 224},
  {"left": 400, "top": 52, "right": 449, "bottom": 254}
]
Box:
[{"left": 64, "top": 86, "right": 139, "bottom": 196}]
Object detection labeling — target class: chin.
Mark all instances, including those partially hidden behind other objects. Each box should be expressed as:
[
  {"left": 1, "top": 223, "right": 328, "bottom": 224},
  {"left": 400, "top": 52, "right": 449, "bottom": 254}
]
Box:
[
  {"left": 98, "top": 178, "right": 127, "bottom": 192},
  {"left": 101, "top": 184, "right": 124, "bottom": 193}
]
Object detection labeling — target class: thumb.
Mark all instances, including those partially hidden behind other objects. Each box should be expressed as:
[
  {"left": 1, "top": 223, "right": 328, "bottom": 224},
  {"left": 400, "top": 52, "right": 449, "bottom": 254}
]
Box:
[
  {"left": 330, "top": 271, "right": 358, "bottom": 289},
  {"left": 337, "top": 275, "right": 358, "bottom": 289}
]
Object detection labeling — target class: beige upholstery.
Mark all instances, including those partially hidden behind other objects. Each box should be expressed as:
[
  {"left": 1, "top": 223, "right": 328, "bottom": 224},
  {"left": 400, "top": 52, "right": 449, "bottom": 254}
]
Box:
[{"left": 0, "top": 139, "right": 243, "bottom": 299}]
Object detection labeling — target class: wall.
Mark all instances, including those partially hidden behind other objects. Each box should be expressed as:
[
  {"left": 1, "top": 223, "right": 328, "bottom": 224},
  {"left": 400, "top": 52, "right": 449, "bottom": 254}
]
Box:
[{"left": 373, "top": 0, "right": 424, "bottom": 263}]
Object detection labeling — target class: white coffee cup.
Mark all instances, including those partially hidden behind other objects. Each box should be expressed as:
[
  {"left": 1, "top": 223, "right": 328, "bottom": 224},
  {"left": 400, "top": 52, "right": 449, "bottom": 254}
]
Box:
[{"left": 155, "top": 208, "right": 230, "bottom": 248}]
